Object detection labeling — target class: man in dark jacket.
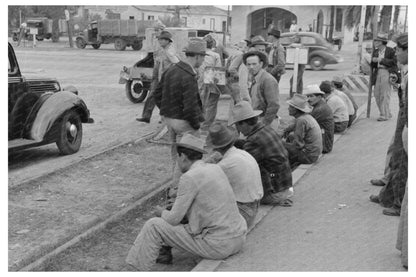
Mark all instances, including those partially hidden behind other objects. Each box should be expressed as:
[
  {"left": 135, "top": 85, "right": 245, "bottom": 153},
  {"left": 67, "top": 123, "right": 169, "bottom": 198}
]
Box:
[
  {"left": 266, "top": 28, "right": 286, "bottom": 83},
  {"left": 370, "top": 33, "right": 397, "bottom": 121},
  {"left": 154, "top": 39, "right": 206, "bottom": 185},
  {"left": 230, "top": 101, "right": 293, "bottom": 206},
  {"left": 305, "top": 85, "right": 334, "bottom": 154}
]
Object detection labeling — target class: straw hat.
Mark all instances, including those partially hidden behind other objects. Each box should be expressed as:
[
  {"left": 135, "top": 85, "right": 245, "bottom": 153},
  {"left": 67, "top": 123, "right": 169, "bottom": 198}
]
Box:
[
  {"left": 228, "top": 101, "right": 263, "bottom": 126},
  {"left": 304, "top": 84, "right": 324, "bottom": 95},
  {"left": 183, "top": 38, "right": 208, "bottom": 55},
  {"left": 176, "top": 133, "right": 207, "bottom": 154},
  {"left": 286, "top": 94, "right": 313, "bottom": 113},
  {"left": 206, "top": 122, "right": 238, "bottom": 148}
]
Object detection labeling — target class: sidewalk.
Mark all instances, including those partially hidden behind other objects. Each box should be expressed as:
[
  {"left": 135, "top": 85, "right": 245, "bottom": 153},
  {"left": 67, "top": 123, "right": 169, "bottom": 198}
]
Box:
[{"left": 213, "top": 95, "right": 405, "bottom": 271}]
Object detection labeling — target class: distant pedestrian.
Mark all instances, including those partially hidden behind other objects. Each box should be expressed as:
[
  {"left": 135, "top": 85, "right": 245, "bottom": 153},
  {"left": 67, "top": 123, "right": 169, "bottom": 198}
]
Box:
[
  {"left": 136, "top": 30, "right": 179, "bottom": 123},
  {"left": 266, "top": 28, "right": 286, "bottom": 83},
  {"left": 230, "top": 101, "right": 293, "bottom": 206},
  {"left": 320, "top": 81, "right": 349, "bottom": 133},
  {"left": 289, "top": 20, "right": 298, "bottom": 33},
  {"left": 126, "top": 134, "right": 247, "bottom": 271},
  {"left": 305, "top": 85, "right": 334, "bottom": 154},
  {"left": 283, "top": 94, "right": 322, "bottom": 168},
  {"left": 207, "top": 122, "right": 263, "bottom": 228},
  {"left": 371, "top": 33, "right": 398, "bottom": 121}
]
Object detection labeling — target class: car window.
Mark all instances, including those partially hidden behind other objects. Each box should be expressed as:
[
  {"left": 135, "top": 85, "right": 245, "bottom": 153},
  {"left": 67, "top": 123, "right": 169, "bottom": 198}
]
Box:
[{"left": 301, "top": 36, "right": 316, "bottom": 45}]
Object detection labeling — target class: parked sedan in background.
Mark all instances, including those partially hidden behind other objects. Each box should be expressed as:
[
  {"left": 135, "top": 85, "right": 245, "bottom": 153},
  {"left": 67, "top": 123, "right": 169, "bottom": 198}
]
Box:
[{"left": 280, "top": 32, "right": 343, "bottom": 70}]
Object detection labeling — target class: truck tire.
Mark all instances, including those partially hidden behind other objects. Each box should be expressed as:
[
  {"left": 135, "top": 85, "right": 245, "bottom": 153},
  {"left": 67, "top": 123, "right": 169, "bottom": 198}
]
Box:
[
  {"left": 56, "top": 109, "right": 83, "bottom": 155},
  {"left": 132, "top": 40, "right": 143, "bottom": 51},
  {"left": 125, "top": 80, "right": 148, "bottom": 103},
  {"left": 92, "top": 43, "right": 101, "bottom": 49},
  {"left": 76, "top": 38, "right": 87, "bottom": 49},
  {"left": 114, "top": 38, "right": 127, "bottom": 51}
]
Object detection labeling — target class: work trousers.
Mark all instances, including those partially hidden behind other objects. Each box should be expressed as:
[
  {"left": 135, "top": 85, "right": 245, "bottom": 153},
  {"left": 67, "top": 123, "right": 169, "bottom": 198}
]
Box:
[
  {"left": 237, "top": 200, "right": 260, "bottom": 229},
  {"left": 283, "top": 142, "right": 319, "bottom": 168},
  {"left": 334, "top": 121, "right": 348, "bottom": 133},
  {"left": 374, "top": 68, "right": 392, "bottom": 119},
  {"left": 141, "top": 90, "right": 156, "bottom": 119},
  {"left": 126, "top": 217, "right": 245, "bottom": 271},
  {"left": 163, "top": 117, "right": 199, "bottom": 187}
]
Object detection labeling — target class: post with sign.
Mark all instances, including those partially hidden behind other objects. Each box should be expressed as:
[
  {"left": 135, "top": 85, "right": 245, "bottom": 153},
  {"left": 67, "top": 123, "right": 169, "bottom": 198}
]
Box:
[
  {"left": 29, "top": 28, "right": 37, "bottom": 48},
  {"left": 286, "top": 45, "right": 308, "bottom": 94}
]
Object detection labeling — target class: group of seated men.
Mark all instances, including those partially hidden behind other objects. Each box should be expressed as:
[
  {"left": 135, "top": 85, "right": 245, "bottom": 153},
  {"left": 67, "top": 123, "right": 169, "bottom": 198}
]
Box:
[{"left": 125, "top": 37, "right": 358, "bottom": 270}]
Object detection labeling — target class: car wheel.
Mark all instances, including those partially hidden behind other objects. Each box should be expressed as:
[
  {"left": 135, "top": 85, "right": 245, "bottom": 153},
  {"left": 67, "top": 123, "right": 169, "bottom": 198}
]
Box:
[
  {"left": 92, "top": 43, "right": 101, "bottom": 49},
  {"left": 114, "top": 38, "right": 127, "bottom": 51},
  {"left": 309, "top": 56, "right": 326, "bottom": 70},
  {"left": 132, "top": 40, "right": 143, "bottom": 50},
  {"left": 125, "top": 80, "right": 148, "bottom": 103},
  {"left": 76, "top": 38, "right": 87, "bottom": 49},
  {"left": 56, "top": 110, "right": 83, "bottom": 155}
]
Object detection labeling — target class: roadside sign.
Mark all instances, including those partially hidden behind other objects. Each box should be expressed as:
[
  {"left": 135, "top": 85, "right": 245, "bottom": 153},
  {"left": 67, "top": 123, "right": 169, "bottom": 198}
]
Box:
[
  {"left": 286, "top": 47, "right": 308, "bottom": 64},
  {"left": 29, "top": 28, "right": 38, "bottom": 35}
]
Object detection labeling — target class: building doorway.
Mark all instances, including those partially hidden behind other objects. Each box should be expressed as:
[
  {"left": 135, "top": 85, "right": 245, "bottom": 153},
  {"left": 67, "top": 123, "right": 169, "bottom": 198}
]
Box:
[{"left": 248, "top": 7, "right": 297, "bottom": 39}]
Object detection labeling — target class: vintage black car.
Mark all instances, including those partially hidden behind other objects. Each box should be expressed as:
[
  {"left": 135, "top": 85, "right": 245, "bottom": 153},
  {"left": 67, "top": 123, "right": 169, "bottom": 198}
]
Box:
[
  {"left": 280, "top": 32, "right": 344, "bottom": 70},
  {"left": 8, "top": 43, "right": 93, "bottom": 154}
]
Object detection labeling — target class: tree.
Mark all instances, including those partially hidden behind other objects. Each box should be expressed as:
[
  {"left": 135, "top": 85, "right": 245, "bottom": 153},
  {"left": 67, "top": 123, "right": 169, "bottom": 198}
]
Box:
[
  {"left": 380, "top": 6, "right": 392, "bottom": 33},
  {"left": 344, "top": 5, "right": 376, "bottom": 31},
  {"left": 158, "top": 14, "right": 181, "bottom": 27},
  {"left": 393, "top": 5, "right": 401, "bottom": 33}
]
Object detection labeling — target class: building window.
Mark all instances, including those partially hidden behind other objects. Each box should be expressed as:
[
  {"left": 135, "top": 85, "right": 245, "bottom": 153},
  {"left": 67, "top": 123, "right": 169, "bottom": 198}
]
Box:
[
  {"left": 148, "top": 15, "right": 154, "bottom": 20},
  {"left": 129, "top": 16, "right": 134, "bottom": 20},
  {"left": 210, "top": 18, "right": 215, "bottom": 30},
  {"left": 182, "top": 17, "right": 187, "bottom": 27},
  {"left": 202, "top": 18, "right": 206, "bottom": 24}
]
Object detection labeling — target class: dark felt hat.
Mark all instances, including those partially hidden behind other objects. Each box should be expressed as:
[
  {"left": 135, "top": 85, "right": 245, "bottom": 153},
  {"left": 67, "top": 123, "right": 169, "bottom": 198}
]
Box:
[
  {"left": 268, "top": 28, "right": 281, "bottom": 39},
  {"left": 206, "top": 122, "right": 238, "bottom": 148},
  {"left": 157, "top": 30, "right": 173, "bottom": 42}
]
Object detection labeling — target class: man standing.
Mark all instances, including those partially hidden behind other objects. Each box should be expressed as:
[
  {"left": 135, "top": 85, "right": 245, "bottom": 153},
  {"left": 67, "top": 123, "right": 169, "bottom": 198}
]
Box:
[
  {"left": 319, "top": 81, "right": 349, "bottom": 133},
  {"left": 371, "top": 33, "right": 397, "bottom": 121},
  {"left": 243, "top": 51, "right": 280, "bottom": 129},
  {"left": 199, "top": 35, "right": 223, "bottom": 132},
  {"left": 207, "top": 122, "right": 263, "bottom": 228},
  {"left": 230, "top": 101, "right": 293, "bottom": 206},
  {"left": 266, "top": 28, "right": 286, "bottom": 83},
  {"left": 126, "top": 134, "right": 247, "bottom": 271},
  {"left": 154, "top": 39, "right": 206, "bottom": 184},
  {"left": 136, "top": 30, "right": 179, "bottom": 123},
  {"left": 305, "top": 85, "right": 334, "bottom": 154},
  {"left": 283, "top": 94, "right": 322, "bottom": 168}
]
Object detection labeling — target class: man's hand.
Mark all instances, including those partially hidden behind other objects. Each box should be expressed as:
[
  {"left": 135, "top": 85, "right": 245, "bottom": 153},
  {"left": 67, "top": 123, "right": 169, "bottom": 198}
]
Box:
[{"left": 154, "top": 205, "right": 165, "bottom": 217}]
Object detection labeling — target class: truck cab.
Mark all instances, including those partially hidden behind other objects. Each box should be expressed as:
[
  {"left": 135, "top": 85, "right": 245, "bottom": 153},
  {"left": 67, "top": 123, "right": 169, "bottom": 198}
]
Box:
[{"left": 8, "top": 43, "right": 93, "bottom": 154}]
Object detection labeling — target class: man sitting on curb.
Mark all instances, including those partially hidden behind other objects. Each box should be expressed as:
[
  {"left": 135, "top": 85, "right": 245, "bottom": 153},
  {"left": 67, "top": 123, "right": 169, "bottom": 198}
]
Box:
[
  {"left": 305, "top": 85, "right": 335, "bottom": 154},
  {"left": 332, "top": 76, "right": 358, "bottom": 127},
  {"left": 206, "top": 122, "right": 264, "bottom": 228},
  {"left": 126, "top": 134, "right": 247, "bottom": 271},
  {"left": 319, "top": 81, "right": 349, "bottom": 133},
  {"left": 283, "top": 94, "right": 322, "bottom": 168},
  {"left": 230, "top": 101, "right": 293, "bottom": 206}
]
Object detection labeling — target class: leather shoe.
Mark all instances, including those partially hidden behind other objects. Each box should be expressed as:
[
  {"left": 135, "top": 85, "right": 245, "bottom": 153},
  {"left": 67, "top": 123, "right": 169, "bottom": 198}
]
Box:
[
  {"left": 382, "top": 207, "right": 400, "bottom": 216},
  {"left": 156, "top": 246, "right": 173, "bottom": 264},
  {"left": 136, "top": 117, "right": 150, "bottom": 123},
  {"left": 370, "top": 179, "right": 385, "bottom": 186},
  {"left": 369, "top": 195, "right": 380, "bottom": 203}
]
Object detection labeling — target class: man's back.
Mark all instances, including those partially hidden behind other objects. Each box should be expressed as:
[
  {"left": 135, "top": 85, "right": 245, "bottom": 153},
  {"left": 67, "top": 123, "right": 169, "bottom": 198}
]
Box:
[
  {"left": 311, "top": 99, "right": 334, "bottom": 153},
  {"left": 294, "top": 114, "right": 323, "bottom": 157},
  {"left": 219, "top": 146, "right": 263, "bottom": 203},
  {"left": 326, "top": 93, "right": 349, "bottom": 122}
]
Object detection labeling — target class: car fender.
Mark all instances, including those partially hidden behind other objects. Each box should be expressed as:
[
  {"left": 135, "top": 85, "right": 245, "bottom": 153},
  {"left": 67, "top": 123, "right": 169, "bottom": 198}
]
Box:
[
  {"left": 309, "top": 49, "right": 338, "bottom": 63},
  {"left": 29, "top": 91, "right": 90, "bottom": 142}
]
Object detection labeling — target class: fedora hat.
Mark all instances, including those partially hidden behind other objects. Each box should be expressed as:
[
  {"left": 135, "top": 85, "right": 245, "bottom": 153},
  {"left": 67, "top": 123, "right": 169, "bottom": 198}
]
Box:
[
  {"left": 206, "top": 122, "right": 238, "bottom": 148},
  {"left": 268, "top": 28, "right": 281, "bottom": 39},
  {"left": 250, "top": 35, "right": 269, "bottom": 46},
  {"left": 229, "top": 101, "right": 263, "bottom": 126},
  {"left": 374, "top": 33, "right": 388, "bottom": 42},
  {"left": 304, "top": 84, "right": 324, "bottom": 95},
  {"left": 287, "top": 94, "right": 313, "bottom": 113},
  {"left": 183, "top": 38, "right": 208, "bottom": 55},
  {"left": 242, "top": 50, "right": 269, "bottom": 68},
  {"left": 176, "top": 133, "right": 207, "bottom": 154}
]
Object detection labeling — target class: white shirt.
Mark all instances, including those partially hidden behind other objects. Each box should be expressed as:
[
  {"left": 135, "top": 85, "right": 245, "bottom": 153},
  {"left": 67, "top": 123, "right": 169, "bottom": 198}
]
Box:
[
  {"left": 333, "top": 89, "right": 354, "bottom": 115},
  {"left": 218, "top": 146, "right": 263, "bottom": 203}
]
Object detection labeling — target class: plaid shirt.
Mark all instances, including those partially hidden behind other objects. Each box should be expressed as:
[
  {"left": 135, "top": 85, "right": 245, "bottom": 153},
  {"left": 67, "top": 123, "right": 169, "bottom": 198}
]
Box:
[{"left": 237, "top": 123, "right": 292, "bottom": 193}]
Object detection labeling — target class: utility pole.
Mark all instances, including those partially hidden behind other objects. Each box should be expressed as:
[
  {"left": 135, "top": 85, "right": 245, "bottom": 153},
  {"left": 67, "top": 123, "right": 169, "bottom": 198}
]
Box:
[
  {"left": 403, "top": 5, "right": 408, "bottom": 33},
  {"left": 65, "top": 7, "right": 73, "bottom": 48},
  {"left": 355, "top": 5, "right": 366, "bottom": 73}
]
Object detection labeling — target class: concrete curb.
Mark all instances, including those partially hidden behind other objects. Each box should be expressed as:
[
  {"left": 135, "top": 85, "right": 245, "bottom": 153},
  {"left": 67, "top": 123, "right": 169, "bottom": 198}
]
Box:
[{"left": 191, "top": 99, "right": 372, "bottom": 271}]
